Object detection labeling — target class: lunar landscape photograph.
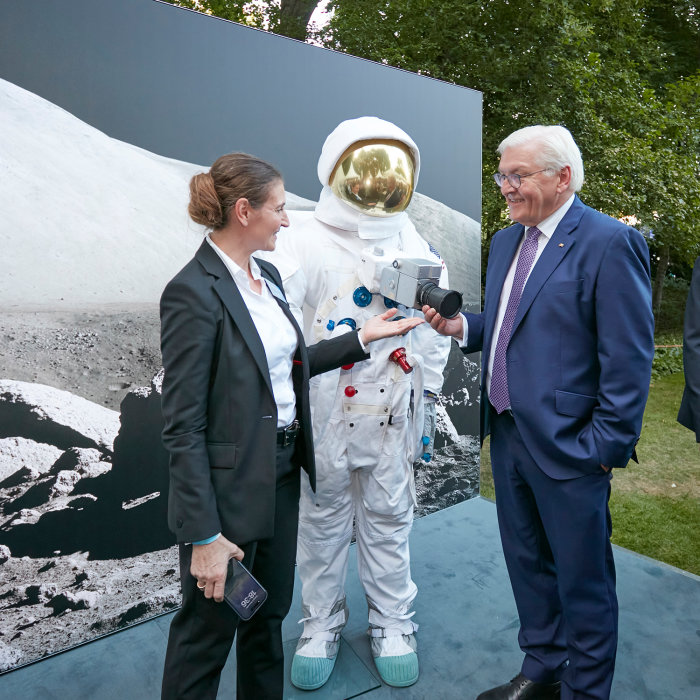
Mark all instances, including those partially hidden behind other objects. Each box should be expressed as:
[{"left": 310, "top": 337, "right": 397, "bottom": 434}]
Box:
[{"left": 0, "top": 77, "right": 481, "bottom": 673}]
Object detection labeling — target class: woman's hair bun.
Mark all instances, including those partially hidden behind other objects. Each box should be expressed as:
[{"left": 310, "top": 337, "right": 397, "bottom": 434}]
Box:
[{"left": 188, "top": 171, "right": 224, "bottom": 228}]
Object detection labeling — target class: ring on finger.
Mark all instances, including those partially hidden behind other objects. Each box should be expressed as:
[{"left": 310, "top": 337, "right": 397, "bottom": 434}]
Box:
[{"left": 197, "top": 582, "right": 206, "bottom": 590}]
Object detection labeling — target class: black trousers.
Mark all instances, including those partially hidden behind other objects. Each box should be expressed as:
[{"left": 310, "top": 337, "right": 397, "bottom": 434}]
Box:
[{"left": 161, "top": 441, "right": 299, "bottom": 700}]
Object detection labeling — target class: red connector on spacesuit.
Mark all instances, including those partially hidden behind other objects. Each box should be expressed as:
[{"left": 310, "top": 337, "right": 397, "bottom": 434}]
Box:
[{"left": 388, "top": 347, "right": 413, "bottom": 374}]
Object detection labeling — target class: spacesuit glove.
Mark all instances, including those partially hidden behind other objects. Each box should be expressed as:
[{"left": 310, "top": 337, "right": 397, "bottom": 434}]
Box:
[{"left": 420, "top": 391, "right": 437, "bottom": 462}]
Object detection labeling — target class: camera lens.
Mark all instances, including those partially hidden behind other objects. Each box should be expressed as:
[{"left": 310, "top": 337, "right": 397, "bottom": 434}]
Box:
[{"left": 417, "top": 281, "right": 463, "bottom": 319}]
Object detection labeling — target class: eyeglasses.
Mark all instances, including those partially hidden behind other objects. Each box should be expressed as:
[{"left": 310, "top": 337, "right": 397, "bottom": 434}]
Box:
[{"left": 493, "top": 169, "right": 548, "bottom": 189}]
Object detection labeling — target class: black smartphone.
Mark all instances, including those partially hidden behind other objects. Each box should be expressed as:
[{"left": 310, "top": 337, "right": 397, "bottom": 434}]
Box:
[{"left": 223, "top": 558, "right": 268, "bottom": 620}]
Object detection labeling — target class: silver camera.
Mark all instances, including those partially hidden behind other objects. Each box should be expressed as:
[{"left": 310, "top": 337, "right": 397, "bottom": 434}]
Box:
[{"left": 359, "top": 248, "right": 463, "bottom": 318}]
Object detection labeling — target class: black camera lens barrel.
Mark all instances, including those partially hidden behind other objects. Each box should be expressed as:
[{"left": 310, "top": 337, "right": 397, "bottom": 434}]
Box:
[{"left": 416, "top": 281, "right": 463, "bottom": 319}]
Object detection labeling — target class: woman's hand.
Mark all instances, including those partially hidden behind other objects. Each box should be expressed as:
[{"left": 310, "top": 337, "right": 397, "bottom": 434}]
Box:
[
  {"left": 191, "top": 535, "right": 245, "bottom": 602},
  {"left": 359, "top": 308, "right": 424, "bottom": 344}
]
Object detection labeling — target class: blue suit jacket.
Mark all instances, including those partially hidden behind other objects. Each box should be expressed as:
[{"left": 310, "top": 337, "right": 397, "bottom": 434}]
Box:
[{"left": 464, "top": 196, "right": 654, "bottom": 479}]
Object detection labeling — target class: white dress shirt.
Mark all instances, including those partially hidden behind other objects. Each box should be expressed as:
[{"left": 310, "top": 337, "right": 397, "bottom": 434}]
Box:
[
  {"left": 462, "top": 194, "right": 576, "bottom": 399},
  {"left": 206, "top": 236, "right": 298, "bottom": 428}
]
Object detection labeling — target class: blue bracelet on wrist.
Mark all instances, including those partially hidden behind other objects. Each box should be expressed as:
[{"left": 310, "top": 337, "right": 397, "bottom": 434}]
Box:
[{"left": 192, "top": 533, "right": 221, "bottom": 546}]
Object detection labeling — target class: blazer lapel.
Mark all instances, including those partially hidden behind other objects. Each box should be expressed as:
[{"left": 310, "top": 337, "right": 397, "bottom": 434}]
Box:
[
  {"left": 195, "top": 242, "right": 274, "bottom": 398},
  {"left": 510, "top": 197, "right": 585, "bottom": 338}
]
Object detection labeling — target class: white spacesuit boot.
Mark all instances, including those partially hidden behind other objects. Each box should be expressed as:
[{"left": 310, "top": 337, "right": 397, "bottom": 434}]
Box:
[
  {"left": 369, "top": 626, "right": 419, "bottom": 688},
  {"left": 290, "top": 598, "right": 349, "bottom": 690},
  {"left": 268, "top": 117, "right": 451, "bottom": 691}
]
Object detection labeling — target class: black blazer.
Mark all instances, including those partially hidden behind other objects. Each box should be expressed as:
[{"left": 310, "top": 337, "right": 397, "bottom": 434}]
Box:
[
  {"left": 160, "top": 241, "right": 367, "bottom": 546},
  {"left": 678, "top": 257, "right": 700, "bottom": 441}
]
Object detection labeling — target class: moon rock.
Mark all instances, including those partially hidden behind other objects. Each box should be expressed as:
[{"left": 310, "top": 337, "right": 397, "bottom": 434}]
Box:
[
  {"left": 0, "top": 437, "right": 63, "bottom": 484},
  {"left": 0, "top": 544, "right": 10, "bottom": 563},
  {"left": 49, "top": 447, "right": 111, "bottom": 479},
  {"left": 0, "top": 379, "right": 120, "bottom": 452}
]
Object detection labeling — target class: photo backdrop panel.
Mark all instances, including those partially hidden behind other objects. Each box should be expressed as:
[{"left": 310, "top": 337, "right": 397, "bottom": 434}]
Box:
[{"left": 0, "top": 0, "right": 482, "bottom": 673}]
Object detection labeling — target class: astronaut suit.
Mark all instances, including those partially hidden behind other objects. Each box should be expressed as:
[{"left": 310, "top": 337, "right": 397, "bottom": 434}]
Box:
[{"left": 269, "top": 117, "right": 450, "bottom": 689}]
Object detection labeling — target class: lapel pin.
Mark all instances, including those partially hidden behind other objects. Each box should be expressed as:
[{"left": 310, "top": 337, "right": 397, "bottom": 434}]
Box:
[{"left": 558, "top": 243, "right": 564, "bottom": 247}]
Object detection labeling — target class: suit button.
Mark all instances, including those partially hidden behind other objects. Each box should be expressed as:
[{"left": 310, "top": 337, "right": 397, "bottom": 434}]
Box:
[
  {"left": 353, "top": 286, "right": 372, "bottom": 307},
  {"left": 176, "top": 519, "right": 183, "bottom": 528}
]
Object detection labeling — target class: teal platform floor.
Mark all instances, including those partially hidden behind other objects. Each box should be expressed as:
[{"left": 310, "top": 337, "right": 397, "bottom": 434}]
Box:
[{"left": 1, "top": 497, "right": 698, "bottom": 699}]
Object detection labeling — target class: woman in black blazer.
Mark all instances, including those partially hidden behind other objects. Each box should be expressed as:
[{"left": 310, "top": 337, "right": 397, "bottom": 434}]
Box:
[{"left": 160, "top": 153, "right": 422, "bottom": 700}]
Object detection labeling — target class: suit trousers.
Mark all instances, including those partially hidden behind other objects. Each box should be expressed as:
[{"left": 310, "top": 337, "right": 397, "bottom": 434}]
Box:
[
  {"left": 490, "top": 409, "right": 618, "bottom": 700},
  {"left": 161, "top": 440, "right": 299, "bottom": 700}
]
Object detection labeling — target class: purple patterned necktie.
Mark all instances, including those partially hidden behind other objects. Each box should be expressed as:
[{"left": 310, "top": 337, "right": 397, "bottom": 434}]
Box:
[{"left": 490, "top": 226, "right": 542, "bottom": 414}]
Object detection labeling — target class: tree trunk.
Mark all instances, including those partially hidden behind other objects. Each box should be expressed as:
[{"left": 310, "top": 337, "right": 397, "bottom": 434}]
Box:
[
  {"left": 652, "top": 243, "right": 670, "bottom": 319},
  {"left": 278, "top": 0, "right": 319, "bottom": 40}
]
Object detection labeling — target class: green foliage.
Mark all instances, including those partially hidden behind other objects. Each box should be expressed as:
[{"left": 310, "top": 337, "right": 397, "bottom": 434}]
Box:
[
  {"left": 651, "top": 345, "right": 683, "bottom": 380},
  {"left": 158, "top": 0, "right": 271, "bottom": 29},
  {"left": 644, "top": 0, "right": 700, "bottom": 87},
  {"left": 159, "top": 0, "right": 319, "bottom": 39},
  {"left": 654, "top": 275, "right": 691, "bottom": 335}
]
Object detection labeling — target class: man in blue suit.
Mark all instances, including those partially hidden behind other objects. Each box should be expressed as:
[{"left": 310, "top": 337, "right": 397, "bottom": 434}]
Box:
[{"left": 424, "top": 125, "right": 654, "bottom": 700}]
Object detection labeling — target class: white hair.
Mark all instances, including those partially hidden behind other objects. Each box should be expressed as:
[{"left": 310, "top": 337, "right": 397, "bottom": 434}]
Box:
[{"left": 498, "top": 125, "right": 584, "bottom": 192}]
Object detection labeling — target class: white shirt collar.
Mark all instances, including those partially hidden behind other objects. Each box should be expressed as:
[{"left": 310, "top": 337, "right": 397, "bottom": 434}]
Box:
[{"left": 206, "top": 235, "right": 263, "bottom": 283}]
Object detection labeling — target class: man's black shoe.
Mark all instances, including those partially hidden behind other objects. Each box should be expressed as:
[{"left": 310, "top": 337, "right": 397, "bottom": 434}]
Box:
[{"left": 476, "top": 672, "right": 561, "bottom": 700}]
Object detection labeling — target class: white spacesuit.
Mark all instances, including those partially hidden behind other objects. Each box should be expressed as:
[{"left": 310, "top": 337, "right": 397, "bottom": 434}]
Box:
[{"left": 268, "top": 117, "right": 451, "bottom": 690}]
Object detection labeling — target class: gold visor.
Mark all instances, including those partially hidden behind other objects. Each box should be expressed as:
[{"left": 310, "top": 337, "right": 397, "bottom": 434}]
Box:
[{"left": 329, "top": 139, "right": 415, "bottom": 217}]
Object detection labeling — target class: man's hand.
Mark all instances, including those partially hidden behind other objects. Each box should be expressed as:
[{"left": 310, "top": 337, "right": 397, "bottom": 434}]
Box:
[
  {"left": 422, "top": 305, "right": 465, "bottom": 340},
  {"left": 191, "top": 535, "right": 244, "bottom": 603}
]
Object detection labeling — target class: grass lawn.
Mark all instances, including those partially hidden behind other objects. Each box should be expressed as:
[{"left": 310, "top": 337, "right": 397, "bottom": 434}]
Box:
[{"left": 480, "top": 372, "right": 699, "bottom": 575}]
